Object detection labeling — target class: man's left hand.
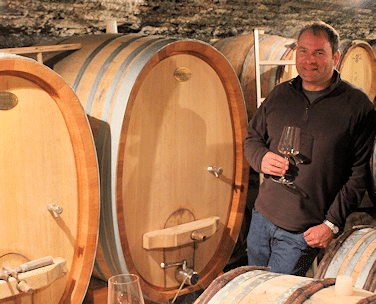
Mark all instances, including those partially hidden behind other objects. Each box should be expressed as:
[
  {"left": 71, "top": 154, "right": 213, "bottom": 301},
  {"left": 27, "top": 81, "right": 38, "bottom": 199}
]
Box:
[{"left": 304, "top": 223, "right": 334, "bottom": 248}]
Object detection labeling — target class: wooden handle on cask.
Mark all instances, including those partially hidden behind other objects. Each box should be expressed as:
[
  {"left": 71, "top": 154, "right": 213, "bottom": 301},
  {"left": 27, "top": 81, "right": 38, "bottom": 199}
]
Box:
[{"left": 143, "top": 216, "right": 220, "bottom": 249}]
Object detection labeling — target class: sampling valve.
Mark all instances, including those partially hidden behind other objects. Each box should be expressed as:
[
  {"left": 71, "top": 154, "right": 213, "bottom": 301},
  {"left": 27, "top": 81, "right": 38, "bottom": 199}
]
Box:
[
  {"left": 160, "top": 260, "right": 199, "bottom": 286},
  {"left": 207, "top": 166, "right": 223, "bottom": 178}
]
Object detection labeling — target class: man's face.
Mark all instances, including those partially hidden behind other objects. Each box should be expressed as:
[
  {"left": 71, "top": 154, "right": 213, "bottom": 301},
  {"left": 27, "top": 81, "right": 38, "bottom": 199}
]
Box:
[{"left": 296, "top": 30, "right": 340, "bottom": 91}]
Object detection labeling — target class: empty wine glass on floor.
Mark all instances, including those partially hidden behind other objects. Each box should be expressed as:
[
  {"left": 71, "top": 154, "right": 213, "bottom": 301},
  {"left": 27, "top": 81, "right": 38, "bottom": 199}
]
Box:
[
  {"left": 108, "top": 274, "right": 144, "bottom": 304},
  {"left": 272, "top": 125, "right": 301, "bottom": 185}
]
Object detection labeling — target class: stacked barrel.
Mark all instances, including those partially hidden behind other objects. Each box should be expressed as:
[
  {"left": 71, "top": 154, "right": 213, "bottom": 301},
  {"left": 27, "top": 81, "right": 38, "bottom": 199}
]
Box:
[
  {"left": 194, "top": 266, "right": 376, "bottom": 304},
  {"left": 194, "top": 227, "right": 376, "bottom": 303},
  {"left": 212, "top": 33, "right": 298, "bottom": 120},
  {"left": 315, "top": 226, "right": 376, "bottom": 292}
]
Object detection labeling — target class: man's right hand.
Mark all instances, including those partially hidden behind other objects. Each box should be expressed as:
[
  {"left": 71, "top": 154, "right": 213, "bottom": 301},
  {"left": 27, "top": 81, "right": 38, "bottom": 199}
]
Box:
[{"left": 261, "top": 151, "right": 289, "bottom": 176}]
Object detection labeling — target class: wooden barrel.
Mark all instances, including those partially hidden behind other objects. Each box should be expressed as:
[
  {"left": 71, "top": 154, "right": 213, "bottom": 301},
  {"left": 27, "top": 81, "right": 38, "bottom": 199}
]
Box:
[
  {"left": 0, "top": 52, "right": 100, "bottom": 303},
  {"left": 194, "top": 266, "right": 375, "bottom": 304},
  {"left": 38, "top": 34, "right": 248, "bottom": 303},
  {"left": 212, "top": 33, "right": 297, "bottom": 119},
  {"left": 315, "top": 226, "right": 376, "bottom": 292},
  {"left": 337, "top": 39, "right": 376, "bottom": 102}
]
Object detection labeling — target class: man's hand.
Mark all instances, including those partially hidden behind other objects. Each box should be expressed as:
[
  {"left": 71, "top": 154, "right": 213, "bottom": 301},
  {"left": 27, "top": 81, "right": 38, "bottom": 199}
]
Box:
[
  {"left": 261, "top": 151, "right": 289, "bottom": 176},
  {"left": 304, "top": 223, "right": 334, "bottom": 248}
]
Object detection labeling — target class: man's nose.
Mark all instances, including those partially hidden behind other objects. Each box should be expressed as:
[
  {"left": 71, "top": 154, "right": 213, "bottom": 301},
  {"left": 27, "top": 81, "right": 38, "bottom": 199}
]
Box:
[{"left": 304, "top": 53, "right": 317, "bottom": 63}]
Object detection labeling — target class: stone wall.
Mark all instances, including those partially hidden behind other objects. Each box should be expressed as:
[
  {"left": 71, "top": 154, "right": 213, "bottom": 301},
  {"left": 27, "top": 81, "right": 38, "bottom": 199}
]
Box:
[{"left": 1, "top": 0, "right": 376, "bottom": 48}]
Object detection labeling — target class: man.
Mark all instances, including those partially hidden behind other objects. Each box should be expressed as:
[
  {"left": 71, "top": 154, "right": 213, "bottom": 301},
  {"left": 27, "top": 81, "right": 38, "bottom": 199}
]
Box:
[{"left": 244, "top": 21, "right": 376, "bottom": 276}]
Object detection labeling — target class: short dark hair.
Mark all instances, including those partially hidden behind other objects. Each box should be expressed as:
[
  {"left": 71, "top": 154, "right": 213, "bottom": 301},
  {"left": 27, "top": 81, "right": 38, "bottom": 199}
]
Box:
[{"left": 298, "top": 21, "right": 340, "bottom": 56}]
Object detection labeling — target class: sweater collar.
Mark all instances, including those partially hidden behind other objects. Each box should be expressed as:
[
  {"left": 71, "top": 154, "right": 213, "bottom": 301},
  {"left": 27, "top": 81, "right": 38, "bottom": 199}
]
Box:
[{"left": 291, "top": 70, "right": 341, "bottom": 93}]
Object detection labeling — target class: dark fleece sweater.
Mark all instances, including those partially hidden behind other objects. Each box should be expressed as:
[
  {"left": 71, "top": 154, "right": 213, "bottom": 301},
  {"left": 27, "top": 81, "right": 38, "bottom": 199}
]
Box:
[{"left": 244, "top": 71, "right": 376, "bottom": 232}]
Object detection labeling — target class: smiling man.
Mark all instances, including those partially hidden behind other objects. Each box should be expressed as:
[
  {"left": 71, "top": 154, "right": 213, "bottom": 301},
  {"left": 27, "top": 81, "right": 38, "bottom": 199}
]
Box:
[
  {"left": 244, "top": 21, "right": 376, "bottom": 276},
  {"left": 295, "top": 27, "right": 340, "bottom": 91}
]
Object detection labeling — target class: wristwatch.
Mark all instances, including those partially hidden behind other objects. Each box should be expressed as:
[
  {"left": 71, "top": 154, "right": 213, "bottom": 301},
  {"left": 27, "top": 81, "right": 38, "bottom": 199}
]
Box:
[{"left": 323, "top": 219, "right": 339, "bottom": 234}]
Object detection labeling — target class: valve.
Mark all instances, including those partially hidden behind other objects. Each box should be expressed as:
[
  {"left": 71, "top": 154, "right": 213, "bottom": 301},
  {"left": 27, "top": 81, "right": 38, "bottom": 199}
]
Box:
[
  {"left": 160, "top": 260, "right": 199, "bottom": 286},
  {"left": 47, "top": 204, "right": 63, "bottom": 218},
  {"left": 207, "top": 166, "right": 223, "bottom": 178}
]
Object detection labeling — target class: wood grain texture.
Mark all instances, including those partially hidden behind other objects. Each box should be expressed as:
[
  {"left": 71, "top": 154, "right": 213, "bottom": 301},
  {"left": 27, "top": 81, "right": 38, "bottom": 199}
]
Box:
[
  {"left": 315, "top": 227, "right": 376, "bottom": 292},
  {"left": 337, "top": 40, "right": 376, "bottom": 102},
  {"left": 195, "top": 269, "right": 374, "bottom": 304},
  {"left": 44, "top": 34, "right": 248, "bottom": 303},
  {"left": 212, "top": 34, "right": 298, "bottom": 119},
  {"left": 0, "top": 54, "right": 100, "bottom": 304}
]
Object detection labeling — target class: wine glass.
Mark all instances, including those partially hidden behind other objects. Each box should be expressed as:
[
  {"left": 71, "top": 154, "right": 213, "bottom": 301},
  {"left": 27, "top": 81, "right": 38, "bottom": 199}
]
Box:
[
  {"left": 272, "top": 126, "right": 301, "bottom": 185},
  {"left": 108, "top": 274, "right": 145, "bottom": 304}
]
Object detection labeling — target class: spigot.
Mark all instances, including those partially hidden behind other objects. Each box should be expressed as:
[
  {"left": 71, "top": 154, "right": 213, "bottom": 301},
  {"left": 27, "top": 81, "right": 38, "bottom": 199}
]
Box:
[
  {"left": 176, "top": 265, "right": 199, "bottom": 286},
  {"left": 207, "top": 166, "right": 223, "bottom": 178},
  {"left": 160, "top": 260, "right": 199, "bottom": 286},
  {"left": 47, "top": 204, "right": 63, "bottom": 218}
]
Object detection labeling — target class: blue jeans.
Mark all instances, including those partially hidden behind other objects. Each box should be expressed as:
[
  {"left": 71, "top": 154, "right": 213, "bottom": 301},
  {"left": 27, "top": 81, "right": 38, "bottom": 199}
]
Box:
[{"left": 247, "top": 208, "right": 320, "bottom": 276}]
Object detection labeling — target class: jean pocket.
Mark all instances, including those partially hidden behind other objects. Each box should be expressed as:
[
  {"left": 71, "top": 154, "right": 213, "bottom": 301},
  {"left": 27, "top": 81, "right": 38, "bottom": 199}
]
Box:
[{"left": 300, "top": 232, "right": 309, "bottom": 247}]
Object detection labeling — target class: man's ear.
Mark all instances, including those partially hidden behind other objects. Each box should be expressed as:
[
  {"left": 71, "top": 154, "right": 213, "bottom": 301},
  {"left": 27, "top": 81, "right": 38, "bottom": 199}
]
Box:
[{"left": 333, "top": 50, "right": 340, "bottom": 67}]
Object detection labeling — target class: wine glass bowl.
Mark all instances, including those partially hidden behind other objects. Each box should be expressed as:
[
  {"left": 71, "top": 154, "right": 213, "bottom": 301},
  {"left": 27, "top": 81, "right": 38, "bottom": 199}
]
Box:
[
  {"left": 272, "top": 126, "right": 301, "bottom": 185},
  {"left": 108, "top": 274, "right": 145, "bottom": 304},
  {"left": 278, "top": 126, "right": 300, "bottom": 158}
]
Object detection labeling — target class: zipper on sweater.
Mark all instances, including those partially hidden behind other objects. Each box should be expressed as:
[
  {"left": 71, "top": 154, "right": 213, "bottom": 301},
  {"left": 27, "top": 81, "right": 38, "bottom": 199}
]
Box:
[
  {"left": 303, "top": 105, "right": 309, "bottom": 122},
  {"left": 301, "top": 91, "right": 310, "bottom": 122}
]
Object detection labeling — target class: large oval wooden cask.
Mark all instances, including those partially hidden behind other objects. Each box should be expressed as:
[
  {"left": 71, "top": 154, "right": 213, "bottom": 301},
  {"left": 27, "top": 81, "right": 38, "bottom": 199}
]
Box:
[
  {"left": 0, "top": 52, "right": 100, "bottom": 303},
  {"left": 38, "top": 34, "right": 248, "bottom": 303},
  {"left": 194, "top": 267, "right": 375, "bottom": 304}
]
